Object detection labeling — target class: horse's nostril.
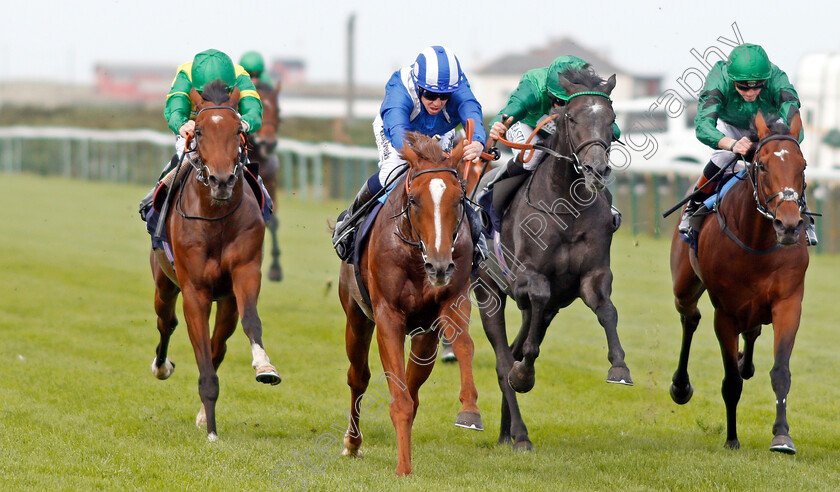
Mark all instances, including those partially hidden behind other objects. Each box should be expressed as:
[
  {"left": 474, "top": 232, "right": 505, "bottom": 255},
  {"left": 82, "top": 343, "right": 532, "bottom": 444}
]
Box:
[
  {"left": 226, "top": 174, "right": 237, "bottom": 187},
  {"left": 446, "top": 263, "right": 455, "bottom": 277},
  {"left": 208, "top": 175, "right": 219, "bottom": 185},
  {"left": 424, "top": 263, "right": 435, "bottom": 276}
]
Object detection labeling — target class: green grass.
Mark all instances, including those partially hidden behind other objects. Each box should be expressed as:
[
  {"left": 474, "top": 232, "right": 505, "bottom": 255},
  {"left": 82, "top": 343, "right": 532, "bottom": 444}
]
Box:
[{"left": 1, "top": 172, "right": 839, "bottom": 491}]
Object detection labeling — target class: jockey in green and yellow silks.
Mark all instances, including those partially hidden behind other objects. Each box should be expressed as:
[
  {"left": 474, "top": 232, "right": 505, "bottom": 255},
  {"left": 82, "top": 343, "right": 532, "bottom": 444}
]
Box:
[
  {"left": 239, "top": 50, "right": 274, "bottom": 88},
  {"left": 139, "top": 49, "right": 267, "bottom": 222}
]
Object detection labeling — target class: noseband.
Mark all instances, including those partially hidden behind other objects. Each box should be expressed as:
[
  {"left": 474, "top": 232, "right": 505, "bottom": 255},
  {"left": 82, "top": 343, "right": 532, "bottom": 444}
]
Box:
[
  {"left": 186, "top": 105, "right": 246, "bottom": 187},
  {"left": 394, "top": 167, "right": 466, "bottom": 262},
  {"left": 749, "top": 134, "right": 806, "bottom": 220}
]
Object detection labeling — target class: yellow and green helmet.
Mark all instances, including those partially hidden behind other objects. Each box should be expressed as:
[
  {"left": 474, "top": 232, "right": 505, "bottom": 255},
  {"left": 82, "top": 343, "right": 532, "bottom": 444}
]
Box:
[
  {"left": 191, "top": 49, "right": 236, "bottom": 92},
  {"left": 239, "top": 51, "right": 265, "bottom": 77},
  {"left": 546, "top": 55, "right": 589, "bottom": 100},
  {"left": 727, "top": 43, "right": 771, "bottom": 84}
]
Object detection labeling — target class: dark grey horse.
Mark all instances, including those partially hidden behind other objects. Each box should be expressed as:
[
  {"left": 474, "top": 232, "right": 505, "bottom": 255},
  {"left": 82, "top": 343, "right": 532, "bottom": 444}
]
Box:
[{"left": 474, "top": 68, "right": 632, "bottom": 451}]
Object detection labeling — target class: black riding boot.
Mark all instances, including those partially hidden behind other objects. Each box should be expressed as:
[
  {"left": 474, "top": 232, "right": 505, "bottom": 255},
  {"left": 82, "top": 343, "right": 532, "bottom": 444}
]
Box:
[
  {"left": 465, "top": 204, "right": 488, "bottom": 274},
  {"left": 678, "top": 161, "right": 721, "bottom": 234},
  {"left": 332, "top": 181, "right": 376, "bottom": 260},
  {"left": 138, "top": 154, "right": 180, "bottom": 221},
  {"left": 475, "top": 156, "right": 526, "bottom": 205}
]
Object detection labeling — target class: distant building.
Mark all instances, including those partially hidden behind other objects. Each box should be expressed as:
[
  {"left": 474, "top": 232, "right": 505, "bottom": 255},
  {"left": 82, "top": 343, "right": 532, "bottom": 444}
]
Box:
[
  {"left": 797, "top": 53, "right": 840, "bottom": 169},
  {"left": 95, "top": 64, "right": 173, "bottom": 103},
  {"left": 269, "top": 58, "right": 307, "bottom": 89},
  {"left": 472, "top": 37, "right": 662, "bottom": 114}
]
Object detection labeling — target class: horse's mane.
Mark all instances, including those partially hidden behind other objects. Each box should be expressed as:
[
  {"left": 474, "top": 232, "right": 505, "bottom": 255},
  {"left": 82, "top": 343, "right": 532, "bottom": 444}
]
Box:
[
  {"left": 404, "top": 132, "right": 444, "bottom": 167},
  {"left": 255, "top": 80, "right": 275, "bottom": 93},
  {"left": 200, "top": 79, "right": 231, "bottom": 105},
  {"left": 560, "top": 64, "right": 604, "bottom": 90}
]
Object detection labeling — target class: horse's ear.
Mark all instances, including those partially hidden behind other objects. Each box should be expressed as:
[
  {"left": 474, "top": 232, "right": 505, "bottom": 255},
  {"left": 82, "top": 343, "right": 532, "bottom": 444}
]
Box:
[
  {"left": 229, "top": 87, "right": 241, "bottom": 107},
  {"left": 755, "top": 111, "right": 770, "bottom": 140},
  {"left": 788, "top": 112, "right": 803, "bottom": 140},
  {"left": 401, "top": 141, "right": 418, "bottom": 169},
  {"left": 189, "top": 88, "right": 203, "bottom": 108},
  {"left": 557, "top": 73, "right": 575, "bottom": 96},
  {"left": 600, "top": 74, "right": 617, "bottom": 95},
  {"left": 449, "top": 139, "right": 465, "bottom": 167}
]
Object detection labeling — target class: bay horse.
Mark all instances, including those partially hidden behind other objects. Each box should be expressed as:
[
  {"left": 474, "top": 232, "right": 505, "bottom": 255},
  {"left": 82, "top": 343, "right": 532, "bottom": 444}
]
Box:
[
  {"left": 249, "top": 80, "right": 283, "bottom": 281},
  {"left": 338, "top": 132, "right": 481, "bottom": 475},
  {"left": 669, "top": 112, "right": 809, "bottom": 454},
  {"left": 474, "top": 68, "right": 632, "bottom": 451},
  {"left": 149, "top": 80, "right": 281, "bottom": 442}
]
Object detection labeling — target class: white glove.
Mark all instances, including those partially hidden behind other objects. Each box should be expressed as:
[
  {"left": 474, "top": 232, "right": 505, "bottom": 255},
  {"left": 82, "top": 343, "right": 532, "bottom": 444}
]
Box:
[{"left": 241, "top": 119, "right": 250, "bottom": 133}]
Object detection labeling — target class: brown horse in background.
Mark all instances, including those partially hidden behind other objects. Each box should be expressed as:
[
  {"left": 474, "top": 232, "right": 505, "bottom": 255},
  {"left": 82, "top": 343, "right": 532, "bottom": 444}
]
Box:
[
  {"left": 338, "top": 133, "right": 481, "bottom": 475},
  {"left": 149, "top": 80, "right": 281, "bottom": 442},
  {"left": 249, "top": 80, "right": 283, "bottom": 281},
  {"left": 670, "top": 112, "right": 809, "bottom": 454}
]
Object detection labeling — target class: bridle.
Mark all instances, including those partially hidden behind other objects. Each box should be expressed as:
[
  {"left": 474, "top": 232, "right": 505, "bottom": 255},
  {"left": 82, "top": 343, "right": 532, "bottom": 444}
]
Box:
[
  {"left": 394, "top": 167, "right": 467, "bottom": 263},
  {"left": 176, "top": 105, "right": 248, "bottom": 222},
  {"left": 714, "top": 133, "right": 806, "bottom": 255},
  {"left": 185, "top": 105, "right": 246, "bottom": 188},
  {"left": 748, "top": 134, "right": 806, "bottom": 220}
]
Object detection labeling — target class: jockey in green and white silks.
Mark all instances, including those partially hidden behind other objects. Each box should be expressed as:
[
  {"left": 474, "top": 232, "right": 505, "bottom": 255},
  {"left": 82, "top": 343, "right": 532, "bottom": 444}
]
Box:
[
  {"left": 481, "top": 55, "right": 622, "bottom": 231},
  {"left": 679, "top": 43, "right": 815, "bottom": 245},
  {"left": 139, "top": 49, "right": 267, "bottom": 221}
]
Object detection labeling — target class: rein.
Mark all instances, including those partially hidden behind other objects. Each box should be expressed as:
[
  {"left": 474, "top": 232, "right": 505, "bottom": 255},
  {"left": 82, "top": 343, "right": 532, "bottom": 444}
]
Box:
[{"left": 393, "top": 167, "right": 467, "bottom": 262}]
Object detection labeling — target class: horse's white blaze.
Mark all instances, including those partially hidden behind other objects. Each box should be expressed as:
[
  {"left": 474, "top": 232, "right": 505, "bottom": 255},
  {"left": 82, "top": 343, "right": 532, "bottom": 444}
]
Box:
[
  {"left": 429, "top": 178, "right": 447, "bottom": 252},
  {"left": 774, "top": 149, "right": 789, "bottom": 161},
  {"left": 251, "top": 342, "right": 271, "bottom": 369},
  {"left": 591, "top": 103, "right": 603, "bottom": 114},
  {"left": 211, "top": 115, "right": 223, "bottom": 124}
]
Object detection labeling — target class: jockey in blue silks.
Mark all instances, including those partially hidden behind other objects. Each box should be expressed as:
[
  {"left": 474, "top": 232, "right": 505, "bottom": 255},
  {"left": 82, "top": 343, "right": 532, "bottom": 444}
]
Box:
[{"left": 332, "top": 45, "right": 488, "bottom": 266}]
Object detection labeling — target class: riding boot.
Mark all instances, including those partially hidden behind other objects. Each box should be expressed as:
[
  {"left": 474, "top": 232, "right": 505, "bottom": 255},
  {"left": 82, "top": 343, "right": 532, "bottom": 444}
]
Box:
[
  {"left": 332, "top": 179, "right": 377, "bottom": 260},
  {"left": 440, "top": 336, "right": 456, "bottom": 362},
  {"left": 678, "top": 161, "right": 721, "bottom": 234},
  {"left": 139, "top": 154, "right": 180, "bottom": 222},
  {"left": 803, "top": 201, "right": 818, "bottom": 247},
  {"left": 475, "top": 156, "right": 527, "bottom": 205},
  {"left": 465, "top": 204, "right": 488, "bottom": 274}
]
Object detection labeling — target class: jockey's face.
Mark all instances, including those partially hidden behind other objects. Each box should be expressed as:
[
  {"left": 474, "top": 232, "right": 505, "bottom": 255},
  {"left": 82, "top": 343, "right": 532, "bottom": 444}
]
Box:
[
  {"left": 420, "top": 89, "right": 450, "bottom": 115},
  {"left": 734, "top": 81, "right": 764, "bottom": 102}
]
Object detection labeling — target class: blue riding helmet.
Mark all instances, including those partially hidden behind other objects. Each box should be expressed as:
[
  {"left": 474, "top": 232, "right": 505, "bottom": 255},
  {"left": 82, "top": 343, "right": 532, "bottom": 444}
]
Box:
[{"left": 411, "top": 45, "right": 463, "bottom": 93}]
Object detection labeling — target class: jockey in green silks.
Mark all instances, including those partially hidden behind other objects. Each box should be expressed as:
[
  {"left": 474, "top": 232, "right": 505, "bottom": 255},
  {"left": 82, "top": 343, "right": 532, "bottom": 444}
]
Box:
[
  {"left": 679, "top": 43, "right": 815, "bottom": 245},
  {"left": 139, "top": 49, "right": 265, "bottom": 221},
  {"left": 478, "top": 55, "right": 623, "bottom": 231}
]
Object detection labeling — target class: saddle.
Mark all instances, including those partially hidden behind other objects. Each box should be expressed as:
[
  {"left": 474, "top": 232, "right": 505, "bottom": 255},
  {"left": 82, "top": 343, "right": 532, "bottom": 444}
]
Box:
[{"left": 683, "top": 170, "right": 745, "bottom": 251}]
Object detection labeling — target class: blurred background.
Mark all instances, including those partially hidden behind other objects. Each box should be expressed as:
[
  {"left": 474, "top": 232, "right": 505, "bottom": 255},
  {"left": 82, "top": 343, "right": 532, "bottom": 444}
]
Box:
[{"left": 4, "top": 0, "right": 840, "bottom": 250}]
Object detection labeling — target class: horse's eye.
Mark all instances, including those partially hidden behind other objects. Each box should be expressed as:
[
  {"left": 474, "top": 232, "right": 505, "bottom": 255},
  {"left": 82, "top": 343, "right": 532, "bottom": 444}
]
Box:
[
  {"left": 195, "top": 128, "right": 202, "bottom": 137},
  {"left": 408, "top": 195, "right": 417, "bottom": 205}
]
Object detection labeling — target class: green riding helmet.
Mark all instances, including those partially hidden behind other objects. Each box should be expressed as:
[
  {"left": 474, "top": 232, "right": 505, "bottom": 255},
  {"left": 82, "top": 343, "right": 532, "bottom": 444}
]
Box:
[
  {"left": 191, "top": 49, "right": 236, "bottom": 92},
  {"left": 727, "top": 43, "right": 771, "bottom": 83},
  {"left": 545, "top": 55, "right": 589, "bottom": 100},
  {"left": 240, "top": 51, "right": 265, "bottom": 77}
]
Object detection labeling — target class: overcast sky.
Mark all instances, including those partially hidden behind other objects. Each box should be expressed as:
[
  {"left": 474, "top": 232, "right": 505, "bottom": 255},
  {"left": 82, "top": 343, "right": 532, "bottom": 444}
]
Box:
[{"left": 3, "top": 0, "right": 839, "bottom": 90}]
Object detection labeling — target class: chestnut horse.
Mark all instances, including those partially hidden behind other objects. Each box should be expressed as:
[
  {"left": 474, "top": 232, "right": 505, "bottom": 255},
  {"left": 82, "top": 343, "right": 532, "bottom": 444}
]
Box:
[
  {"left": 249, "top": 80, "right": 283, "bottom": 281},
  {"left": 670, "top": 112, "right": 809, "bottom": 454},
  {"left": 338, "top": 132, "right": 481, "bottom": 475},
  {"left": 149, "top": 80, "right": 281, "bottom": 442}
]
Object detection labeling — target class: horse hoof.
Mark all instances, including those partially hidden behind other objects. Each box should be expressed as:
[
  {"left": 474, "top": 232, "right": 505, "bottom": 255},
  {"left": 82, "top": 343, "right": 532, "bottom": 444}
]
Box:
[
  {"left": 256, "top": 366, "right": 282, "bottom": 385},
  {"left": 513, "top": 439, "right": 534, "bottom": 452},
  {"left": 341, "top": 447, "right": 363, "bottom": 458},
  {"left": 508, "top": 362, "right": 535, "bottom": 393},
  {"left": 497, "top": 435, "right": 512, "bottom": 446},
  {"left": 268, "top": 266, "right": 282, "bottom": 282},
  {"left": 669, "top": 382, "right": 694, "bottom": 405},
  {"left": 455, "top": 411, "right": 484, "bottom": 431},
  {"left": 440, "top": 346, "right": 457, "bottom": 363},
  {"left": 150, "top": 358, "right": 175, "bottom": 380},
  {"left": 724, "top": 439, "right": 740, "bottom": 450},
  {"left": 606, "top": 366, "right": 633, "bottom": 386},
  {"left": 207, "top": 432, "right": 218, "bottom": 443},
  {"left": 770, "top": 435, "right": 796, "bottom": 454}
]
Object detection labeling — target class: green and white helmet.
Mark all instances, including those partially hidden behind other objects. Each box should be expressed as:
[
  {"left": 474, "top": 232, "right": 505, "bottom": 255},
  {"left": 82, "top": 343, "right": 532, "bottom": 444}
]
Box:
[
  {"left": 191, "top": 49, "right": 236, "bottom": 92},
  {"left": 546, "top": 55, "right": 589, "bottom": 100},
  {"left": 727, "top": 43, "right": 771, "bottom": 84},
  {"left": 239, "top": 51, "right": 265, "bottom": 77}
]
